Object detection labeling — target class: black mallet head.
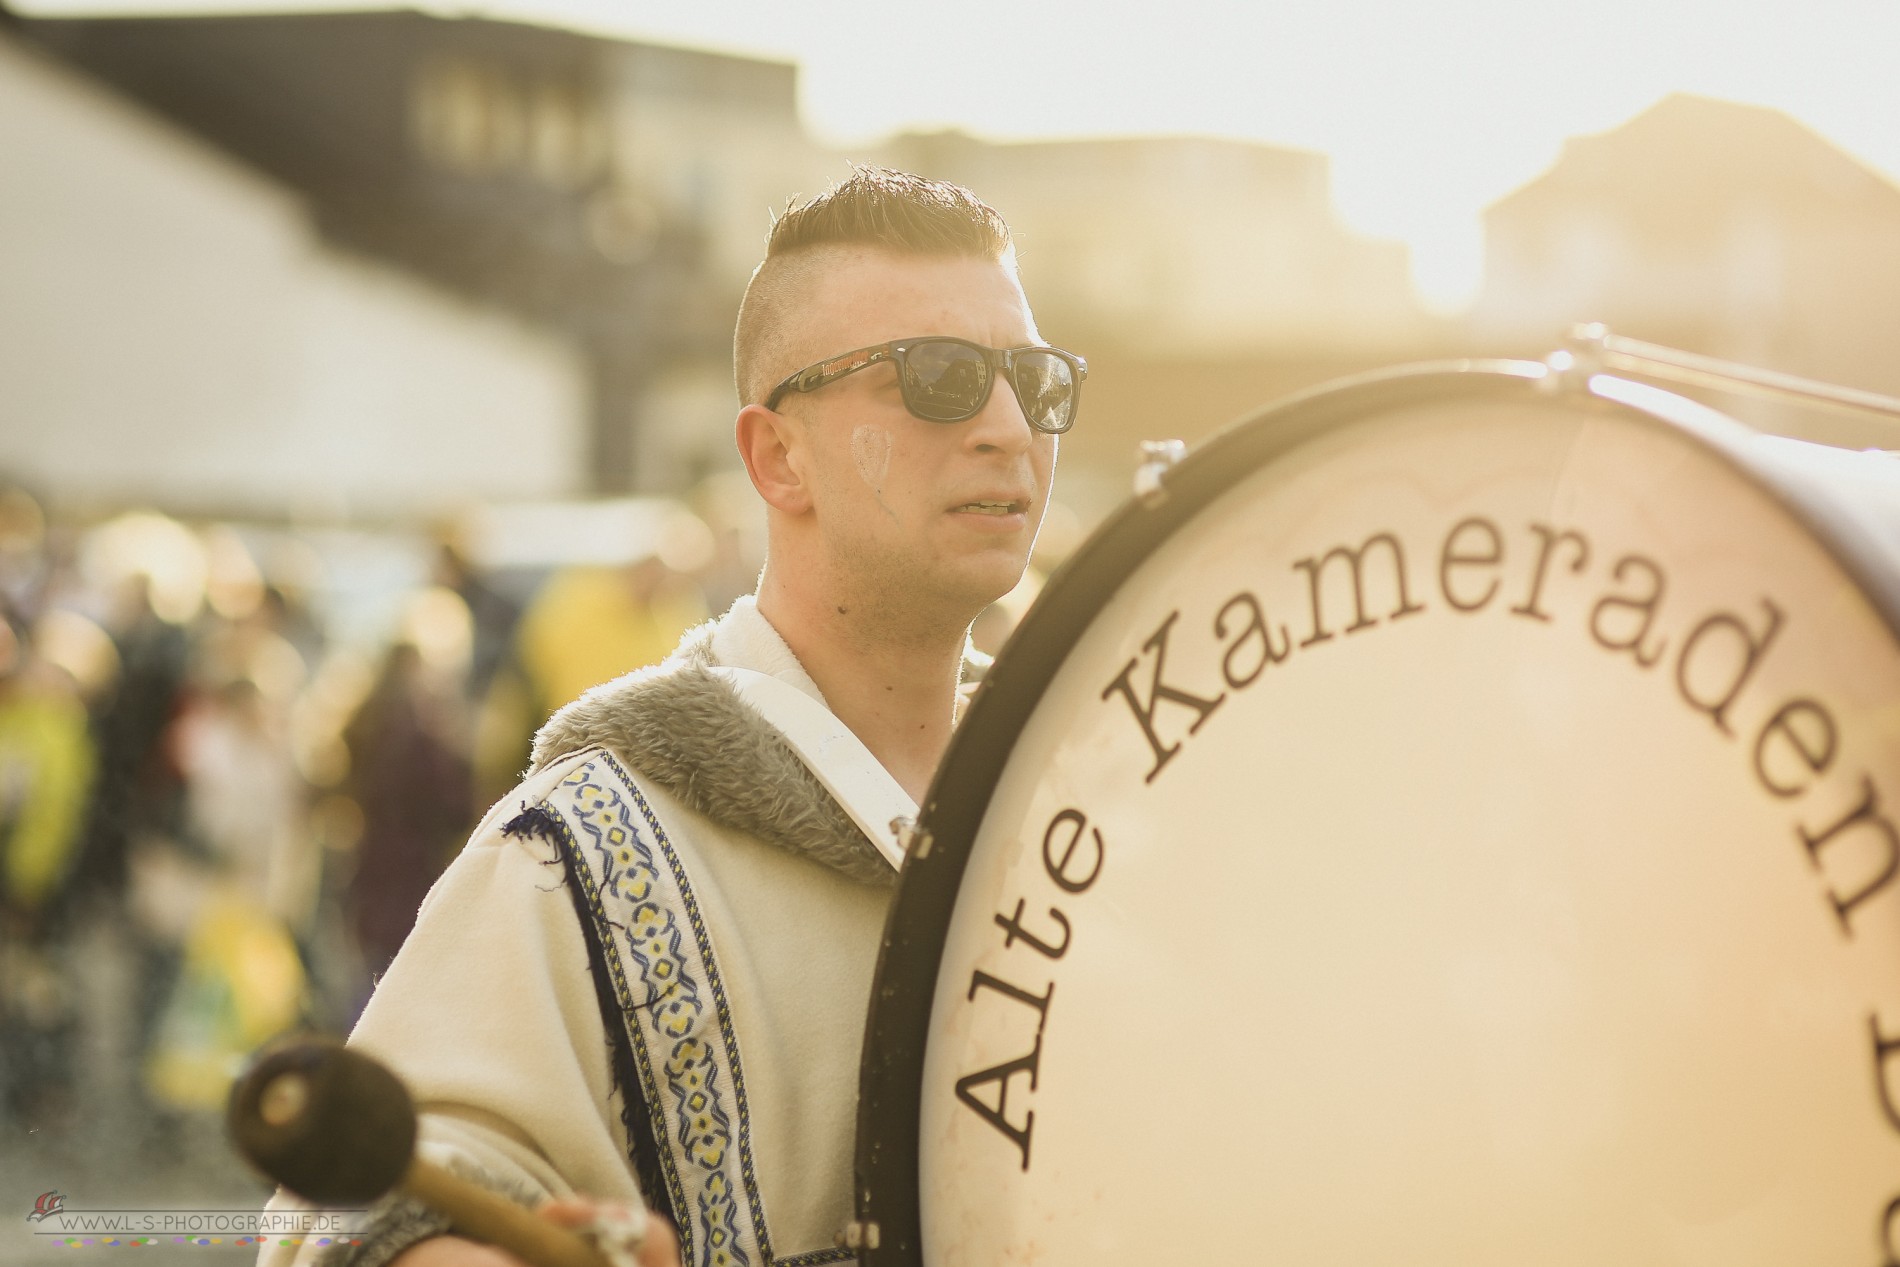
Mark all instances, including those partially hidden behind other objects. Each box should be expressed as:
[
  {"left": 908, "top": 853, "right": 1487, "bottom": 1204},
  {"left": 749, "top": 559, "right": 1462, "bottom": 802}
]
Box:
[{"left": 227, "top": 1040, "right": 418, "bottom": 1207}]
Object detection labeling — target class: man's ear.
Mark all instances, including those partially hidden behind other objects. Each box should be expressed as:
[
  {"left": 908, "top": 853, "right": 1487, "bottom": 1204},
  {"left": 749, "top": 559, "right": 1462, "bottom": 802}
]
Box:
[{"left": 735, "top": 403, "right": 813, "bottom": 515}]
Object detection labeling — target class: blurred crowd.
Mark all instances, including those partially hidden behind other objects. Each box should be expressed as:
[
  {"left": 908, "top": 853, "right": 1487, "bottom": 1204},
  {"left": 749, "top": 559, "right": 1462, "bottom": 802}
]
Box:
[{"left": 0, "top": 476, "right": 777, "bottom": 1158}]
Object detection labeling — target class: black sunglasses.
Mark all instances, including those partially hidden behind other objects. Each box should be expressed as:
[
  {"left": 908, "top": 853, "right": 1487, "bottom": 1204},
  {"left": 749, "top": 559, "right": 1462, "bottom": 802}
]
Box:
[{"left": 764, "top": 336, "right": 1088, "bottom": 435}]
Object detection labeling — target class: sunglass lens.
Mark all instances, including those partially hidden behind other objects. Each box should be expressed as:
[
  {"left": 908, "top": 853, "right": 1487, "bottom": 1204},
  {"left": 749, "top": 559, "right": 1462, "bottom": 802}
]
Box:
[
  {"left": 1011, "top": 351, "right": 1077, "bottom": 434},
  {"left": 901, "top": 341, "right": 990, "bottom": 421}
]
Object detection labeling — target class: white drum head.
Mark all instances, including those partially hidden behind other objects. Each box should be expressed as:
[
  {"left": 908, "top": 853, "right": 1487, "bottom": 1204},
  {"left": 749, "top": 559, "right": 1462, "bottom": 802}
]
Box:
[{"left": 857, "top": 365, "right": 1900, "bottom": 1265}]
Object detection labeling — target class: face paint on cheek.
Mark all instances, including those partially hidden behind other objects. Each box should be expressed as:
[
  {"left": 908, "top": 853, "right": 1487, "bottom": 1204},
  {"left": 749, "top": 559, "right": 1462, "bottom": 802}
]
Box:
[
  {"left": 850, "top": 424, "right": 892, "bottom": 489},
  {"left": 850, "top": 424, "right": 899, "bottom": 521}
]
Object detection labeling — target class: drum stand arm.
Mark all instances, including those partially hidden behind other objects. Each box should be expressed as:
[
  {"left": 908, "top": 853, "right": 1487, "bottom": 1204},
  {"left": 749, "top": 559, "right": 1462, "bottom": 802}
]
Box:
[{"left": 1560, "top": 323, "right": 1900, "bottom": 425}]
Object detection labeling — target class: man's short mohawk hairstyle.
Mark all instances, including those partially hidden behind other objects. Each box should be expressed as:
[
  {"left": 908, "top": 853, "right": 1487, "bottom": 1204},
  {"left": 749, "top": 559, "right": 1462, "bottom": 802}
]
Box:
[
  {"left": 764, "top": 165, "right": 1012, "bottom": 260},
  {"left": 733, "top": 166, "right": 1016, "bottom": 406}
]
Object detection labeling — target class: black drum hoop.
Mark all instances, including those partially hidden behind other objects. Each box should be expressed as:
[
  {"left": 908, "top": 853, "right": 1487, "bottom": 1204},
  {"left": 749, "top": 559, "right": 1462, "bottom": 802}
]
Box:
[{"left": 851, "top": 360, "right": 1900, "bottom": 1264}]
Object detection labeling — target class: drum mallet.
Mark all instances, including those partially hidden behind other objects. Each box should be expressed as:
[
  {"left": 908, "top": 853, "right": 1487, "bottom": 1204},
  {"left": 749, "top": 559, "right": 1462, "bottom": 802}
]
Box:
[{"left": 228, "top": 1039, "right": 609, "bottom": 1267}]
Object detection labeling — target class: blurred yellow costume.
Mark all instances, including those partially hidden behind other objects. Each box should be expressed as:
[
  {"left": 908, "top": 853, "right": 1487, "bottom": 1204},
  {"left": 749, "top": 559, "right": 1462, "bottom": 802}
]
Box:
[
  {"left": 476, "top": 564, "right": 705, "bottom": 801},
  {"left": 0, "top": 680, "right": 94, "bottom": 915},
  {"left": 514, "top": 565, "right": 706, "bottom": 713}
]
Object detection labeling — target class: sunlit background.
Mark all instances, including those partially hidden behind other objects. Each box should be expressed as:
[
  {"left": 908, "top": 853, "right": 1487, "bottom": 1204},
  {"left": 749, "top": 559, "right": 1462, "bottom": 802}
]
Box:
[
  {"left": 516, "top": 0, "right": 1900, "bottom": 316},
  {"left": 2, "top": 0, "right": 1898, "bottom": 1258},
  {"left": 22, "top": 0, "right": 1900, "bottom": 316}
]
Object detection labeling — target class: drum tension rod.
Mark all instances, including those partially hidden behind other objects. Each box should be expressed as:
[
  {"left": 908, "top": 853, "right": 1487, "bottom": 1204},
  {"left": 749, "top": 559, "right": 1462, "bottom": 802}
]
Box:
[
  {"left": 838, "top": 1220, "right": 880, "bottom": 1251},
  {"left": 1560, "top": 322, "right": 1900, "bottom": 425},
  {"left": 893, "top": 816, "right": 933, "bottom": 860},
  {"left": 1134, "top": 439, "right": 1188, "bottom": 505}
]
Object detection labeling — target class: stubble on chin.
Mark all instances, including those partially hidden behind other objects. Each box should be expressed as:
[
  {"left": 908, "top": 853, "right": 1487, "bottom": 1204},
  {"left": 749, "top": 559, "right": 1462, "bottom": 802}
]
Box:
[{"left": 834, "top": 533, "right": 1028, "bottom": 647}]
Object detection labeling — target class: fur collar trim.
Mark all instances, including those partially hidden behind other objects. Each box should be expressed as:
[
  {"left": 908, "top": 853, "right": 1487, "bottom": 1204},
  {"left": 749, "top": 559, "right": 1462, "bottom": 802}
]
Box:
[{"left": 529, "top": 616, "right": 893, "bottom": 887}]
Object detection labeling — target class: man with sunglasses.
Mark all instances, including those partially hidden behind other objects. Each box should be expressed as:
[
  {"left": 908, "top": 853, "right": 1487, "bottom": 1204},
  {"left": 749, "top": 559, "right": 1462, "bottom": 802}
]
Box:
[
  {"left": 732, "top": 177, "right": 1083, "bottom": 806},
  {"left": 265, "top": 168, "right": 1080, "bottom": 1267}
]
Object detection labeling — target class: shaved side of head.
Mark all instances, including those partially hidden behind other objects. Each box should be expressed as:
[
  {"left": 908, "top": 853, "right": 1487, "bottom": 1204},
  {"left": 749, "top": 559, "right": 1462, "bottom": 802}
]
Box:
[{"left": 734, "top": 248, "right": 837, "bottom": 410}]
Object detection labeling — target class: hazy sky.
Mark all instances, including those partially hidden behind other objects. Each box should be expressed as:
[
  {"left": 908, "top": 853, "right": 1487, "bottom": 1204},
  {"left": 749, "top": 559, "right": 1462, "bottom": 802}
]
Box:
[{"left": 19, "top": 0, "right": 1900, "bottom": 309}]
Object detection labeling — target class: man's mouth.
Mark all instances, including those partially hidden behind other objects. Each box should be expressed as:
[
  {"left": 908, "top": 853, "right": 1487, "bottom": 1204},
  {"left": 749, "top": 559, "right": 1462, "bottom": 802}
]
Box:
[{"left": 952, "top": 500, "right": 1027, "bottom": 516}]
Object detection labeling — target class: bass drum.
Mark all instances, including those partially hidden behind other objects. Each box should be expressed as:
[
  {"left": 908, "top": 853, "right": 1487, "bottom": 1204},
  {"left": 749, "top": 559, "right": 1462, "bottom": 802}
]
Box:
[{"left": 855, "top": 362, "right": 1900, "bottom": 1265}]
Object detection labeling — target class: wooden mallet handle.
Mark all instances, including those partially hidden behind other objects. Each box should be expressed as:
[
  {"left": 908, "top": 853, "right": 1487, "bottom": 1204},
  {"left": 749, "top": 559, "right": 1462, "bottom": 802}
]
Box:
[
  {"left": 228, "top": 1040, "right": 610, "bottom": 1267},
  {"left": 400, "top": 1159, "right": 607, "bottom": 1267}
]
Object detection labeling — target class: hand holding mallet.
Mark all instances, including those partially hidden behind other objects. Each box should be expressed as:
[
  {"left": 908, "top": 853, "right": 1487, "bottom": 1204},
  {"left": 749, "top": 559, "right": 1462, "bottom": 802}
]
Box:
[{"left": 228, "top": 1040, "right": 637, "bottom": 1267}]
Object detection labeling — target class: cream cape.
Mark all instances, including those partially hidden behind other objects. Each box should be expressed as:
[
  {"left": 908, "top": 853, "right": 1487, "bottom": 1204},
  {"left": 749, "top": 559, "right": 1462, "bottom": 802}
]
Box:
[{"left": 263, "top": 598, "right": 898, "bottom": 1267}]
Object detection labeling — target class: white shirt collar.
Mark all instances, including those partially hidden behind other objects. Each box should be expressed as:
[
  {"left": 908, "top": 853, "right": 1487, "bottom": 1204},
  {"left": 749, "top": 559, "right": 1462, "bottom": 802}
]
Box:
[{"left": 706, "top": 595, "right": 831, "bottom": 711}]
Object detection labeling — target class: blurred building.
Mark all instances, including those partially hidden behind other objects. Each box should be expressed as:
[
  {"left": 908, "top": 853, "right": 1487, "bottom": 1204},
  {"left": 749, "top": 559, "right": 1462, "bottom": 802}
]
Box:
[
  {"left": 14, "top": 8, "right": 1469, "bottom": 506},
  {"left": 881, "top": 131, "right": 1447, "bottom": 487},
  {"left": 884, "top": 131, "right": 1426, "bottom": 356},
  {"left": 18, "top": 9, "right": 834, "bottom": 497},
  {"left": 0, "top": 28, "right": 586, "bottom": 521},
  {"left": 1473, "top": 93, "right": 1900, "bottom": 445}
]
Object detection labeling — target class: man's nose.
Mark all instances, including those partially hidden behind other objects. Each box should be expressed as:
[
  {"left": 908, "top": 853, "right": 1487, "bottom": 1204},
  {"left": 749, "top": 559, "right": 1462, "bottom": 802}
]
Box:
[{"left": 965, "top": 374, "right": 1035, "bottom": 455}]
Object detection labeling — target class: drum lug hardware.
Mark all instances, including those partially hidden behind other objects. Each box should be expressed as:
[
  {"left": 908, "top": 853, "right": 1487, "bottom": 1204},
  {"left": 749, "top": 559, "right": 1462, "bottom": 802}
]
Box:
[
  {"left": 1541, "top": 321, "right": 1608, "bottom": 393},
  {"left": 1552, "top": 321, "right": 1900, "bottom": 421},
  {"left": 838, "top": 1219, "right": 881, "bottom": 1250},
  {"left": 1134, "top": 438, "right": 1187, "bottom": 506},
  {"left": 893, "top": 816, "right": 933, "bottom": 860}
]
